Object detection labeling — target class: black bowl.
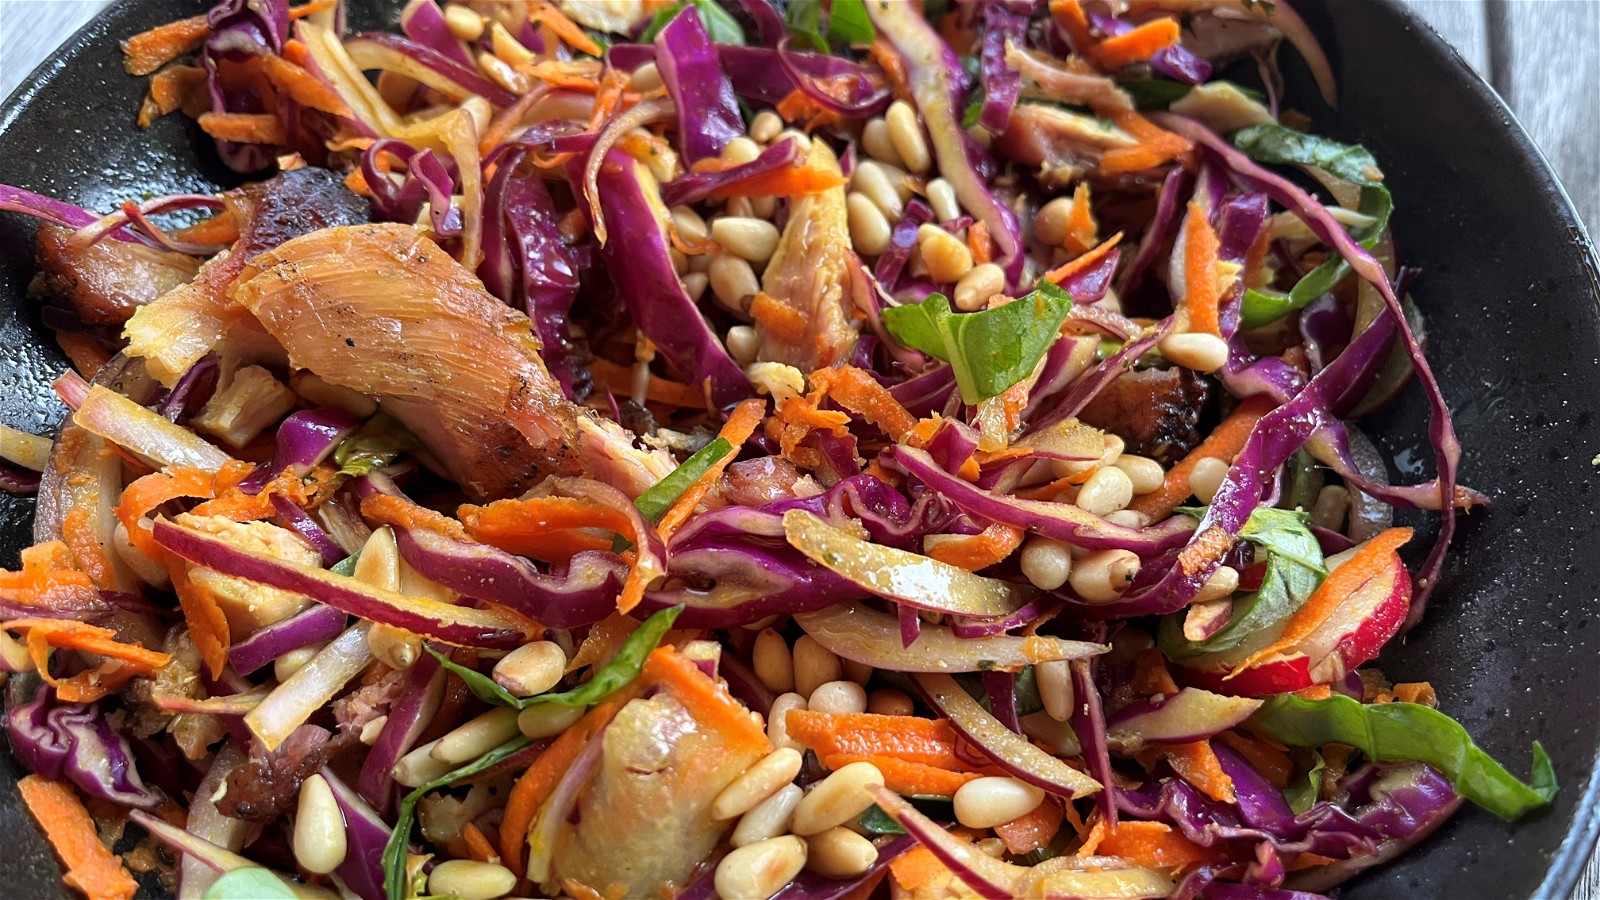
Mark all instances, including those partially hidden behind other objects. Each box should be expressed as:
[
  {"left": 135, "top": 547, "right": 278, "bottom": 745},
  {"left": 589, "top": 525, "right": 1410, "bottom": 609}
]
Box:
[{"left": 2, "top": 1, "right": 1597, "bottom": 897}]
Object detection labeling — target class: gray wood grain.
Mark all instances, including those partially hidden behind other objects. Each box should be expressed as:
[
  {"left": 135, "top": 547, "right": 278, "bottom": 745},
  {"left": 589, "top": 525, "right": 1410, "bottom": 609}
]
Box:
[{"left": 0, "top": 0, "right": 1596, "bottom": 896}]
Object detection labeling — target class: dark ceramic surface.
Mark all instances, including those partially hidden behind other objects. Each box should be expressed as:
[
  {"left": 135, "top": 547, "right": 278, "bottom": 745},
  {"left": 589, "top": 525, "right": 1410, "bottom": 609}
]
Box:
[{"left": 0, "top": 0, "right": 1595, "bottom": 896}]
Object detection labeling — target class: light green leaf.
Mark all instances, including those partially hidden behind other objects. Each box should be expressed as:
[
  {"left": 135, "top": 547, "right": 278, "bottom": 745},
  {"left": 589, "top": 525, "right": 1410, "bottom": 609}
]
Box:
[
  {"left": 634, "top": 438, "right": 732, "bottom": 523},
  {"left": 333, "top": 413, "right": 418, "bottom": 478},
  {"left": 201, "top": 867, "right": 304, "bottom": 899},
  {"left": 1233, "top": 123, "right": 1384, "bottom": 187},
  {"left": 883, "top": 284, "right": 1074, "bottom": 404},
  {"left": 642, "top": 0, "right": 746, "bottom": 45},
  {"left": 1251, "top": 694, "right": 1558, "bottom": 821},
  {"left": 827, "top": 0, "right": 876, "bottom": 44},
  {"left": 1284, "top": 751, "right": 1326, "bottom": 813}
]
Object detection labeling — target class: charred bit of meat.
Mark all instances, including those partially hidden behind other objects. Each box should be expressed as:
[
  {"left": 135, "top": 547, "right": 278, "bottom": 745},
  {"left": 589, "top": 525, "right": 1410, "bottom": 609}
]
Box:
[
  {"left": 716, "top": 457, "right": 810, "bottom": 508},
  {"left": 32, "top": 226, "right": 199, "bottom": 326},
  {"left": 1077, "top": 367, "right": 1210, "bottom": 466},
  {"left": 215, "top": 724, "right": 353, "bottom": 821}
]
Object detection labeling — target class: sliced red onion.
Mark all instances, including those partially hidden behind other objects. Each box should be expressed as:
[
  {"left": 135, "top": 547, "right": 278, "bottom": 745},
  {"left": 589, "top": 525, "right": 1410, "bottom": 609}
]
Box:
[
  {"left": 398, "top": 0, "right": 473, "bottom": 67},
  {"left": 782, "top": 509, "right": 1030, "bottom": 618},
  {"left": 1071, "top": 656, "right": 1117, "bottom": 828},
  {"left": 226, "top": 603, "right": 348, "bottom": 675},
  {"left": 866, "top": 786, "right": 1018, "bottom": 900},
  {"left": 796, "top": 602, "right": 1104, "bottom": 673},
  {"left": 526, "top": 719, "right": 610, "bottom": 882},
  {"left": 661, "top": 137, "right": 802, "bottom": 207},
  {"left": 270, "top": 494, "right": 345, "bottom": 566},
  {"left": 976, "top": 5, "right": 1027, "bottom": 133},
  {"left": 1105, "top": 688, "right": 1263, "bottom": 754},
  {"left": 73, "top": 385, "right": 234, "bottom": 471},
  {"left": 1, "top": 183, "right": 140, "bottom": 243},
  {"left": 321, "top": 767, "right": 394, "bottom": 900},
  {"left": 915, "top": 673, "right": 1101, "bottom": 800},
  {"left": 153, "top": 517, "right": 526, "bottom": 648},
  {"left": 244, "top": 622, "right": 373, "bottom": 751},
  {"left": 52, "top": 370, "right": 91, "bottom": 411},
  {"left": 358, "top": 650, "right": 444, "bottom": 814},
  {"left": 949, "top": 600, "right": 1045, "bottom": 639},
  {"left": 342, "top": 32, "right": 516, "bottom": 107},
  {"left": 874, "top": 198, "right": 933, "bottom": 288},
  {"left": 156, "top": 357, "right": 218, "bottom": 422},
  {"left": 392, "top": 526, "right": 623, "bottom": 629},
  {"left": 179, "top": 742, "right": 248, "bottom": 898}
]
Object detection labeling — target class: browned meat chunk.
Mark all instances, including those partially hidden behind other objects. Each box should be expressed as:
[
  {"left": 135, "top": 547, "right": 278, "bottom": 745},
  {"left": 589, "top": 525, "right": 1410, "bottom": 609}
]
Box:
[
  {"left": 1077, "top": 367, "right": 1209, "bottom": 465},
  {"left": 717, "top": 457, "right": 808, "bottom": 508},
  {"left": 216, "top": 724, "right": 344, "bottom": 821},
  {"left": 33, "top": 226, "right": 199, "bottom": 325}
]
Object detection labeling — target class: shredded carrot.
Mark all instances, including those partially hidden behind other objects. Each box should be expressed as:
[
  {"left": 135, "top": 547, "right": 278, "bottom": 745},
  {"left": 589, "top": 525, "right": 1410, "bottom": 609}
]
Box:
[
  {"left": 1393, "top": 681, "right": 1437, "bottom": 707},
  {"left": 1077, "top": 814, "right": 1109, "bottom": 857},
  {"left": 168, "top": 562, "right": 234, "bottom": 682},
  {"left": 1233, "top": 528, "right": 1413, "bottom": 673},
  {"left": 808, "top": 365, "right": 919, "bottom": 442},
  {"left": 115, "top": 462, "right": 254, "bottom": 560},
  {"left": 588, "top": 358, "right": 707, "bottom": 409},
  {"left": 262, "top": 54, "right": 352, "bottom": 118},
  {"left": 458, "top": 496, "right": 634, "bottom": 563},
  {"left": 1098, "top": 111, "right": 1194, "bottom": 175},
  {"left": 1180, "top": 201, "right": 1223, "bottom": 337},
  {"left": 967, "top": 220, "right": 993, "bottom": 265},
  {"left": 826, "top": 753, "right": 979, "bottom": 798},
  {"left": 1096, "top": 820, "right": 1222, "bottom": 870},
  {"left": 867, "top": 38, "right": 913, "bottom": 103},
  {"left": 775, "top": 87, "right": 845, "bottom": 130},
  {"left": 288, "top": 0, "right": 337, "bottom": 18},
  {"left": 1126, "top": 395, "right": 1275, "bottom": 520},
  {"left": 1063, "top": 183, "right": 1098, "bottom": 254},
  {"left": 1049, "top": 1, "right": 1096, "bottom": 57},
  {"left": 750, "top": 292, "right": 810, "bottom": 345},
  {"left": 526, "top": 0, "right": 602, "bottom": 56},
  {"left": 1043, "top": 232, "right": 1123, "bottom": 284},
  {"left": 890, "top": 846, "right": 948, "bottom": 892},
  {"left": 61, "top": 507, "right": 116, "bottom": 592},
  {"left": 710, "top": 164, "right": 848, "bottom": 199},
  {"left": 171, "top": 210, "right": 239, "bottom": 246},
  {"left": 923, "top": 522, "right": 1025, "bottom": 571},
  {"left": 641, "top": 646, "right": 771, "bottom": 754},
  {"left": 136, "top": 64, "right": 206, "bottom": 128},
  {"left": 1096, "top": 18, "right": 1182, "bottom": 70},
  {"left": 19, "top": 776, "right": 138, "bottom": 900},
  {"left": 197, "top": 112, "right": 287, "bottom": 145},
  {"left": 8, "top": 618, "right": 172, "bottom": 703},
  {"left": 461, "top": 821, "right": 499, "bottom": 864},
  {"left": 656, "top": 399, "right": 766, "bottom": 540},
  {"left": 194, "top": 464, "right": 338, "bottom": 522},
  {"left": 1296, "top": 684, "right": 1334, "bottom": 700},
  {"left": 994, "top": 798, "right": 1064, "bottom": 854},
  {"left": 1131, "top": 647, "right": 1180, "bottom": 696},
  {"left": 122, "top": 15, "right": 209, "bottom": 76},
  {"left": 344, "top": 169, "right": 373, "bottom": 197},
  {"left": 785, "top": 711, "right": 971, "bottom": 770},
  {"left": 1165, "top": 740, "right": 1236, "bottom": 804},
  {"left": 0, "top": 541, "right": 99, "bottom": 609},
  {"left": 360, "top": 493, "right": 473, "bottom": 543},
  {"left": 1214, "top": 731, "right": 1292, "bottom": 788}
]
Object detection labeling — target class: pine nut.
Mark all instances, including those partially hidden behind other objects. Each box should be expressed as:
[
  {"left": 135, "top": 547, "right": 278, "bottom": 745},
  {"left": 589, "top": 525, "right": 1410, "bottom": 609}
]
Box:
[
  {"left": 918, "top": 224, "right": 973, "bottom": 284},
  {"left": 733, "top": 783, "right": 803, "bottom": 847},
  {"left": 1034, "top": 196, "right": 1075, "bottom": 247},
  {"left": 861, "top": 117, "right": 903, "bottom": 167},
  {"left": 791, "top": 761, "right": 885, "bottom": 836},
  {"left": 293, "top": 774, "right": 346, "bottom": 875},
  {"left": 727, "top": 195, "right": 757, "bottom": 219},
  {"left": 1035, "top": 660, "right": 1074, "bottom": 722},
  {"left": 629, "top": 61, "right": 663, "bottom": 92},
  {"left": 1192, "top": 565, "right": 1241, "bottom": 604},
  {"left": 715, "top": 835, "right": 807, "bottom": 900},
  {"left": 274, "top": 646, "right": 319, "bottom": 682},
  {"left": 751, "top": 195, "right": 778, "bottom": 218},
  {"left": 841, "top": 658, "right": 873, "bottom": 685},
  {"left": 1187, "top": 456, "right": 1231, "bottom": 504},
  {"left": 1114, "top": 454, "right": 1166, "bottom": 495},
  {"left": 1077, "top": 465, "right": 1134, "bottom": 517},
  {"left": 867, "top": 689, "right": 914, "bottom": 716},
  {"left": 792, "top": 636, "right": 843, "bottom": 698},
  {"left": 367, "top": 624, "right": 419, "bottom": 670},
  {"left": 767, "top": 692, "right": 807, "bottom": 752},
  {"left": 1069, "top": 549, "right": 1141, "bottom": 603},
  {"left": 953, "top": 262, "right": 1005, "bottom": 312},
  {"left": 689, "top": 252, "right": 712, "bottom": 274},
  {"left": 354, "top": 526, "right": 399, "bottom": 588},
  {"left": 489, "top": 22, "right": 533, "bottom": 67},
  {"left": 727, "top": 324, "right": 761, "bottom": 369},
  {"left": 712, "top": 217, "right": 781, "bottom": 264},
  {"left": 752, "top": 628, "right": 795, "bottom": 695},
  {"left": 359, "top": 715, "right": 388, "bottom": 746},
  {"left": 953, "top": 776, "right": 1046, "bottom": 829},
  {"left": 713, "top": 748, "right": 804, "bottom": 820},
  {"left": 750, "top": 110, "right": 783, "bottom": 144},
  {"left": 428, "top": 860, "right": 517, "bottom": 900},
  {"left": 444, "top": 4, "right": 485, "bottom": 41},
  {"left": 978, "top": 837, "right": 1008, "bottom": 858},
  {"left": 671, "top": 205, "right": 709, "bottom": 241},
  {"left": 432, "top": 707, "right": 521, "bottom": 765},
  {"left": 777, "top": 129, "right": 813, "bottom": 151},
  {"left": 1312, "top": 484, "right": 1351, "bottom": 531},
  {"left": 925, "top": 177, "right": 961, "bottom": 223},
  {"left": 517, "top": 703, "right": 584, "bottom": 740},
  {"left": 851, "top": 161, "right": 904, "bottom": 221},
  {"left": 1020, "top": 536, "right": 1073, "bottom": 592},
  {"left": 393, "top": 739, "right": 456, "bottom": 787},
  {"left": 885, "top": 100, "right": 932, "bottom": 174},
  {"left": 1160, "top": 332, "right": 1230, "bottom": 373},
  {"left": 670, "top": 247, "right": 690, "bottom": 276},
  {"left": 806, "top": 826, "right": 878, "bottom": 877},
  {"left": 846, "top": 192, "right": 892, "bottom": 256},
  {"left": 808, "top": 680, "right": 867, "bottom": 715},
  {"left": 722, "top": 136, "right": 762, "bottom": 165},
  {"left": 492, "top": 641, "right": 566, "bottom": 697},
  {"left": 684, "top": 271, "right": 709, "bottom": 303},
  {"left": 709, "top": 253, "right": 761, "bottom": 313},
  {"left": 1105, "top": 509, "right": 1151, "bottom": 529}
]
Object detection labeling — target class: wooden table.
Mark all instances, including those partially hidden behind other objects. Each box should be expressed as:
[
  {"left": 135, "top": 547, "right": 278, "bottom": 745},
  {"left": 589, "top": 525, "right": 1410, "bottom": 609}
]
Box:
[{"left": 0, "top": 0, "right": 1596, "bottom": 895}]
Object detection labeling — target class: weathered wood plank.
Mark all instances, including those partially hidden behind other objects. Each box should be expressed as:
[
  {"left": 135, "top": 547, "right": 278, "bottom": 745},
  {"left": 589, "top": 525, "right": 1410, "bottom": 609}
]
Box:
[
  {"left": 1400, "top": 0, "right": 1491, "bottom": 75},
  {"left": 0, "top": 0, "right": 113, "bottom": 100}
]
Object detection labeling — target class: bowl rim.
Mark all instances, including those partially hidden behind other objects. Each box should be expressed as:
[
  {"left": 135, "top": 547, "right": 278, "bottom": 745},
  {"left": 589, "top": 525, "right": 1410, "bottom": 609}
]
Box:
[{"left": 0, "top": 0, "right": 1597, "bottom": 897}]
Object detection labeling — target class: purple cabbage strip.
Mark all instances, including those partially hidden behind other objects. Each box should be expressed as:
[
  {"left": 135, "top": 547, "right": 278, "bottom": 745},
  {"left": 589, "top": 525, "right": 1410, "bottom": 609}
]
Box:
[
  {"left": 662, "top": 137, "right": 803, "bottom": 207},
  {"left": 1056, "top": 249, "right": 1122, "bottom": 307},
  {"left": 728, "top": 0, "right": 789, "bottom": 47},
  {"left": 655, "top": 6, "right": 745, "bottom": 163},
  {"left": 576, "top": 148, "right": 751, "bottom": 410},
  {"left": 977, "top": 5, "right": 1027, "bottom": 133},
  {"left": 361, "top": 139, "right": 461, "bottom": 236},
  {"left": 719, "top": 45, "right": 889, "bottom": 113},
  {"left": 239, "top": 405, "right": 361, "bottom": 495},
  {"left": 1154, "top": 113, "right": 1462, "bottom": 625},
  {"left": 343, "top": 32, "right": 518, "bottom": 107},
  {"left": 358, "top": 649, "right": 444, "bottom": 814},
  {"left": 5, "top": 683, "right": 162, "bottom": 809},
  {"left": 226, "top": 602, "right": 348, "bottom": 675},
  {"left": 0, "top": 459, "right": 41, "bottom": 495},
  {"left": 0, "top": 184, "right": 140, "bottom": 243},
  {"left": 1029, "top": 315, "right": 1172, "bottom": 434},
  {"left": 1070, "top": 657, "right": 1117, "bottom": 828},
  {"left": 203, "top": 0, "right": 291, "bottom": 172},
  {"left": 157, "top": 357, "right": 219, "bottom": 421},
  {"left": 399, "top": 0, "right": 474, "bottom": 68},
  {"left": 1119, "top": 166, "right": 1192, "bottom": 295},
  {"left": 322, "top": 767, "right": 394, "bottom": 900},
  {"left": 875, "top": 198, "right": 934, "bottom": 288}
]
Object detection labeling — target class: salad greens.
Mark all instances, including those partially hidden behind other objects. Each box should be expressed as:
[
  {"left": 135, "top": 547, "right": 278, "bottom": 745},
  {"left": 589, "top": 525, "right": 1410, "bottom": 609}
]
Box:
[{"left": 883, "top": 282, "right": 1074, "bottom": 403}]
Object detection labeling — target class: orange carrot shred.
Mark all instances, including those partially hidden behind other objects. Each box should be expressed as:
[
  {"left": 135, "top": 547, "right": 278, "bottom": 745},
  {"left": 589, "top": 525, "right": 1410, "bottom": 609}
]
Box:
[
  {"left": 807, "top": 365, "right": 919, "bottom": 442},
  {"left": 1064, "top": 182, "right": 1098, "bottom": 254},
  {"left": 122, "top": 15, "right": 210, "bottom": 77},
  {"left": 1096, "top": 18, "right": 1181, "bottom": 70},
  {"left": 588, "top": 358, "right": 708, "bottom": 410},
  {"left": 19, "top": 776, "right": 138, "bottom": 900},
  {"left": 750, "top": 292, "right": 810, "bottom": 345},
  {"left": 994, "top": 798, "right": 1064, "bottom": 854},
  {"left": 824, "top": 753, "right": 979, "bottom": 798},
  {"left": 1126, "top": 395, "right": 1274, "bottom": 520},
  {"left": 1049, "top": 0, "right": 1096, "bottom": 56},
  {"left": 262, "top": 54, "right": 352, "bottom": 118},
  {"left": 967, "top": 221, "right": 993, "bottom": 265},
  {"left": 1096, "top": 819, "right": 1223, "bottom": 870},
  {"left": 458, "top": 497, "right": 625, "bottom": 564},
  {"left": 1165, "top": 740, "right": 1236, "bottom": 804},
  {"left": 137, "top": 64, "right": 206, "bottom": 128},
  {"left": 785, "top": 711, "right": 972, "bottom": 770},
  {"left": 527, "top": 0, "right": 602, "bottom": 56},
  {"left": 923, "top": 522, "right": 1025, "bottom": 571},
  {"left": 461, "top": 822, "right": 499, "bottom": 864},
  {"left": 656, "top": 399, "right": 766, "bottom": 540},
  {"left": 1180, "top": 200, "right": 1223, "bottom": 336},
  {"left": 197, "top": 112, "right": 287, "bottom": 145},
  {"left": 1043, "top": 232, "right": 1123, "bottom": 285}
]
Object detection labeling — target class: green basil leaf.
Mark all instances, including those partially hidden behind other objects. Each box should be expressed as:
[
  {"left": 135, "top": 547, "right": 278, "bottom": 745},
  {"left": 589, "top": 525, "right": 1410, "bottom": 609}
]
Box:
[
  {"left": 883, "top": 286, "right": 1074, "bottom": 404},
  {"left": 1120, "top": 78, "right": 1193, "bottom": 109},
  {"left": 203, "top": 868, "right": 303, "bottom": 900},
  {"left": 828, "top": 0, "right": 876, "bottom": 44},
  {"left": 330, "top": 552, "right": 359, "bottom": 577},
  {"left": 1250, "top": 694, "right": 1558, "bottom": 821},
  {"left": 857, "top": 804, "right": 908, "bottom": 835},
  {"left": 1161, "top": 506, "right": 1325, "bottom": 658},
  {"left": 1239, "top": 183, "right": 1393, "bottom": 330},
  {"left": 962, "top": 85, "right": 987, "bottom": 129},
  {"left": 642, "top": 0, "right": 745, "bottom": 45},
  {"left": 1233, "top": 123, "right": 1384, "bottom": 187},
  {"left": 1284, "top": 751, "right": 1326, "bottom": 814},
  {"left": 784, "top": 0, "right": 829, "bottom": 51},
  {"left": 334, "top": 413, "right": 419, "bottom": 478},
  {"left": 382, "top": 736, "right": 533, "bottom": 900},
  {"left": 425, "top": 605, "right": 684, "bottom": 710},
  {"left": 634, "top": 437, "right": 733, "bottom": 523}
]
